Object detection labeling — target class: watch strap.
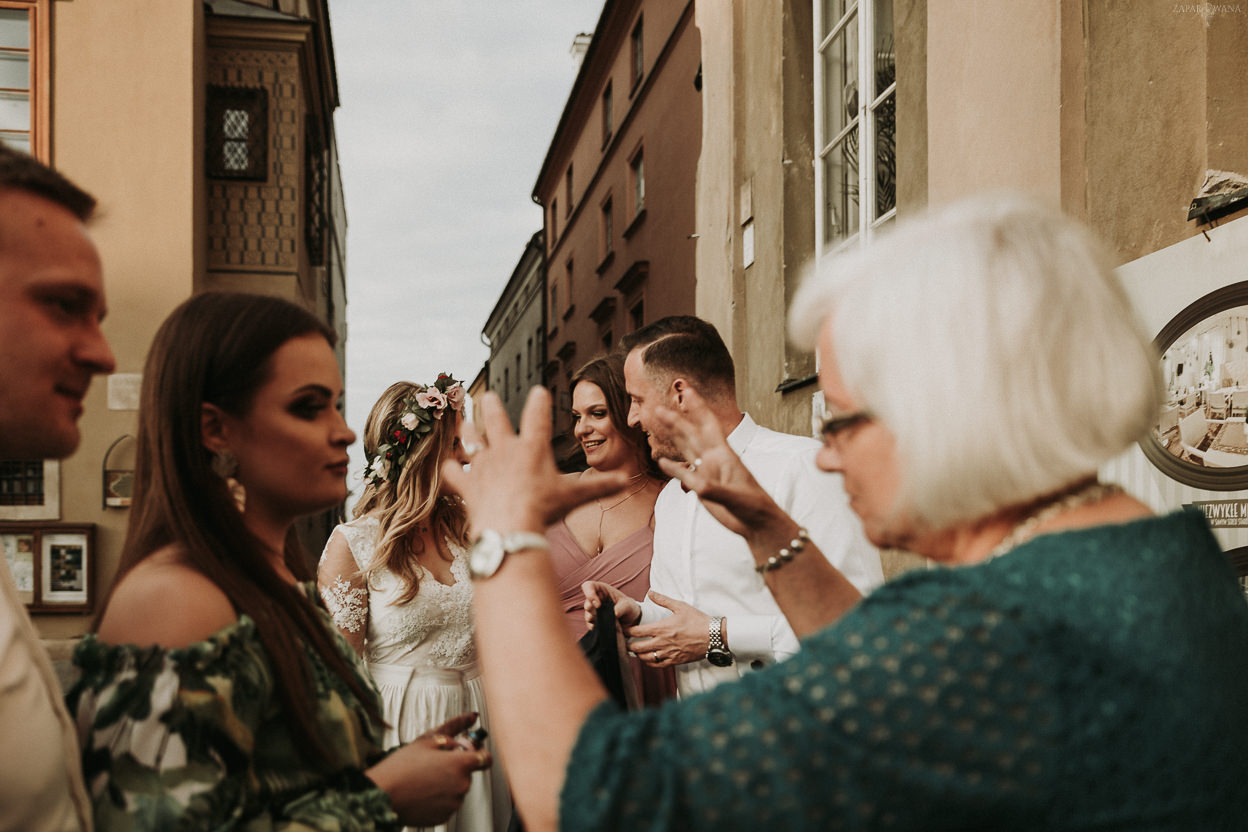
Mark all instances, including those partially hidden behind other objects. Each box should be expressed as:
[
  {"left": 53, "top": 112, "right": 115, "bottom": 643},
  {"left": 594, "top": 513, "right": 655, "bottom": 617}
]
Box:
[
  {"left": 708, "top": 616, "right": 726, "bottom": 652},
  {"left": 498, "top": 531, "right": 550, "bottom": 555}
]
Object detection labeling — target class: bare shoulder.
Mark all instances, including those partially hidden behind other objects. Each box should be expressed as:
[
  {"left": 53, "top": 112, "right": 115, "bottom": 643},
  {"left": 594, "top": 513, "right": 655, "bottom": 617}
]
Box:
[{"left": 97, "top": 545, "right": 237, "bottom": 648}]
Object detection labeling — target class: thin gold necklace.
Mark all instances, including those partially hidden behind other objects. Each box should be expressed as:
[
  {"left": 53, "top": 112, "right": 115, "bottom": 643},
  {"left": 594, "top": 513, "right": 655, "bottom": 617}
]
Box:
[
  {"left": 985, "top": 480, "right": 1123, "bottom": 561},
  {"left": 592, "top": 472, "right": 648, "bottom": 556}
]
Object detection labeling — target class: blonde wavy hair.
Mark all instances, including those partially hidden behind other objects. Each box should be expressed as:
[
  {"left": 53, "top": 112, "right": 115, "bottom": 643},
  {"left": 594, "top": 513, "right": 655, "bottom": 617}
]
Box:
[{"left": 353, "top": 380, "right": 469, "bottom": 604}]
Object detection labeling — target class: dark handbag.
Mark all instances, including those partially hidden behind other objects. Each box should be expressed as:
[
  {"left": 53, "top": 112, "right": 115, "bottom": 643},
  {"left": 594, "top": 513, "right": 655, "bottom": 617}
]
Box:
[{"left": 577, "top": 598, "right": 640, "bottom": 710}]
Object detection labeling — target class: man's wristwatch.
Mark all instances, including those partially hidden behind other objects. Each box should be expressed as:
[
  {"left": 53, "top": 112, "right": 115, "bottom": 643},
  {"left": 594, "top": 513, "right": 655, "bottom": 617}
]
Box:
[
  {"left": 467, "top": 529, "right": 550, "bottom": 580},
  {"left": 706, "top": 616, "right": 735, "bottom": 667}
]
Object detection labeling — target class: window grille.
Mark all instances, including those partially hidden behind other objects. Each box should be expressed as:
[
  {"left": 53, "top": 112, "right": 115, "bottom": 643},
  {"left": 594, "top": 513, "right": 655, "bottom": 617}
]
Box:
[{"left": 206, "top": 85, "right": 268, "bottom": 181}]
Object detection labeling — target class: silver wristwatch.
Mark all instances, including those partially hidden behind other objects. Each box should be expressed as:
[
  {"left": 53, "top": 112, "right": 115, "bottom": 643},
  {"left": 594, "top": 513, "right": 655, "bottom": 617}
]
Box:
[
  {"left": 706, "top": 615, "right": 734, "bottom": 667},
  {"left": 467, "top": 529, "right": 550, "bottom": 580}
]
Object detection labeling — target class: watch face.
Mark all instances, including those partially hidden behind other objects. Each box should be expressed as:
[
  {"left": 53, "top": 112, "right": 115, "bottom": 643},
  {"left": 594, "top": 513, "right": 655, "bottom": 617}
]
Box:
[
  {"left": 468, "top": 530, "right": 505, "bottom": 579},
  {"left": 707, "top": 647, "right": 735, "bottom": 668}
]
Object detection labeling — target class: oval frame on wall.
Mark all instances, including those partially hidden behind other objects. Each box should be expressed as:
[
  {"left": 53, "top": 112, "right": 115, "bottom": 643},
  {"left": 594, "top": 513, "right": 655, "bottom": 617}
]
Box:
[{"left": 1141, "top": 281, "right": 1248, "bottom": 490}]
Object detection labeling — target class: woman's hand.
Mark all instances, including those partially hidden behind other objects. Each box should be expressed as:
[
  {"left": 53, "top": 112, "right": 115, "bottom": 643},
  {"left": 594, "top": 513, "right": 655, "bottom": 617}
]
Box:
[
  {"left": 653, "top": 388, "right": 790, "bottom": 540},
  {"left": 365, "top": 713, "right": 490, "bottom": 828},
  {"left": 442, "top": 389, "right": 629, "bottom": 536},
  {"left": 582, "top": 580, "right": 642, "bottom": 630}
]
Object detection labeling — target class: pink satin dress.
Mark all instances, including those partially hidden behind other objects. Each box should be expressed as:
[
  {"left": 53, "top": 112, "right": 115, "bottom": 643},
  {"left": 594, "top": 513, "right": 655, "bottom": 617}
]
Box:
[{"left": 547, "top": 520, "right": 676, "bottom": 706}]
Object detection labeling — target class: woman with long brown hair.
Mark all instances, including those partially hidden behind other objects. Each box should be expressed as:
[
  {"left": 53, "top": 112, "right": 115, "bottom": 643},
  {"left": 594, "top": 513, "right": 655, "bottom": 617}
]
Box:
[
  {"left": 548, "top": 353, "right": 673, "bottom": 705},
  {"left": 319, "top": 377, "right": 509, "bottom": 831},
  {"left": 68, "top": 292, "right": 486, "bottom": 830}
]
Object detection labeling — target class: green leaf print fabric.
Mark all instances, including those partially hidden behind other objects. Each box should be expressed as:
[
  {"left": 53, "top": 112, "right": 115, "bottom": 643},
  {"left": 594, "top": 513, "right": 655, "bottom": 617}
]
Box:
[{"left": 67, "top": 585, "right": 401, "bottom": 831}]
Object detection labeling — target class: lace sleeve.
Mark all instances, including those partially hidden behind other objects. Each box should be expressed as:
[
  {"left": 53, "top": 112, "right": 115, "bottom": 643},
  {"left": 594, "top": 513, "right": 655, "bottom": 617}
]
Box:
[
  {"left": 319, "top": 527, "right": 370, "bottom": 653},
  {"left": 322, "top": 575, "right": 369, "bottom": 633}
]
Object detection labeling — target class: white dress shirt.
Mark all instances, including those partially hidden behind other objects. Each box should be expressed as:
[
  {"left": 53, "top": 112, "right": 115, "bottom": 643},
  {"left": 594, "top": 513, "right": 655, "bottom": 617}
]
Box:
[
  {"left": 0, "top": 554, "right": 92, "bottom": 831},
  {"left": 638, "top": 413, "right": 883, "bottom": 695}
]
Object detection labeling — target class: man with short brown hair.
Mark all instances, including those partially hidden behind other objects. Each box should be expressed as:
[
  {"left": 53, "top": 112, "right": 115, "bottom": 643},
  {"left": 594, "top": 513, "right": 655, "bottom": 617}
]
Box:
[{"left": 0, "top": 143, "right": 114, "bottom": 831}]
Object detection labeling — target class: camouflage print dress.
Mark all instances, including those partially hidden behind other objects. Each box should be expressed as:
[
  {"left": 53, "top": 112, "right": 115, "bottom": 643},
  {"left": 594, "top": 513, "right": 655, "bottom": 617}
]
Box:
[{"left": 66, "top": 583, "right": 401, "bottom": 831}]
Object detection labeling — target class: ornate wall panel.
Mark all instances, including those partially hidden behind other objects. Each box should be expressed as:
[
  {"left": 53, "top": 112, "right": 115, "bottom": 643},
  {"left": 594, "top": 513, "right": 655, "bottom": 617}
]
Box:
[{"left": 206, "top": 48, "right": 300, "bottom": 271}]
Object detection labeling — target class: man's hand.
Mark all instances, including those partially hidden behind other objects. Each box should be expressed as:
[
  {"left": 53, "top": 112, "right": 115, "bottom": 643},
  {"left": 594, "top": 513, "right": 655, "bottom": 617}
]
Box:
[
  {"left": 624, "top": 591, "right": 715, "bottom": 668},
  {"left": 582, "top": 580, "right": 642, "bottom": 630}
]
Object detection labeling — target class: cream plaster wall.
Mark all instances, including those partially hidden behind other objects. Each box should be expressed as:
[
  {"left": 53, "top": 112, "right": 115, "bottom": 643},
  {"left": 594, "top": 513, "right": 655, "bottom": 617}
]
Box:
[
  {"left": 926, "top": 0, "right": 1061, "bottom": 207},
  {"left": 34, "top": 0, "right": 202, "bottom": 638}
]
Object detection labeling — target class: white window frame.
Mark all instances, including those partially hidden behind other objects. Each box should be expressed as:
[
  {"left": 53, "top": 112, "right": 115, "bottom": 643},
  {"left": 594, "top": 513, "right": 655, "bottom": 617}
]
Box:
[{"left": 813, "top": 0, "right": 896, "bottom": 258}]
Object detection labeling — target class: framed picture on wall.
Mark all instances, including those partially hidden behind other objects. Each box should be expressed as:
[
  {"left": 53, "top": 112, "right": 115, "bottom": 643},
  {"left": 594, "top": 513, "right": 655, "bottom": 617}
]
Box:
[
  {"left": 0, "top": 523, "right": 94, "bottom": 613},
  {"left": 1143, "top": 282, "right": 1248, "bottom": 490},
  {"left": 0, "top": 530, "right": 36, "bottom": 605}
]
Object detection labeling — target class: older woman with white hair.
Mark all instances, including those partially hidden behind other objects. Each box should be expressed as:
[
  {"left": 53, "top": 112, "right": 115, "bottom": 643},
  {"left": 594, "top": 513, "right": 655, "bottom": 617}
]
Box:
[{"left": 443, "top": 194, "right": 1248, "bottom": 831}]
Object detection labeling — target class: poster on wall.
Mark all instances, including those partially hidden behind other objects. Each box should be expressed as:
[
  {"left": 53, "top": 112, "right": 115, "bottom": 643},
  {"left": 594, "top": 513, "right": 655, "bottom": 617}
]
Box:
[{"left": 1143, "top": 283, "right": 1248, "bottom": 490}]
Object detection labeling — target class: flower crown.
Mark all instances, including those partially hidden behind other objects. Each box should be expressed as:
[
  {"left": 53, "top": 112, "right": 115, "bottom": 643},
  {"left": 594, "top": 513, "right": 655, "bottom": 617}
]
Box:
[{"left": 363, "top": 374, "right": 464, "bottom": 486}]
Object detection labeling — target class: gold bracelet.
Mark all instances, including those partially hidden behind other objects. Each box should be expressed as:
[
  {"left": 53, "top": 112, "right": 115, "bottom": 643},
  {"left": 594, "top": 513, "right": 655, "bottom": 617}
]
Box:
[{"left": 754, "top": 527, "right": 810, "bottom": 574}]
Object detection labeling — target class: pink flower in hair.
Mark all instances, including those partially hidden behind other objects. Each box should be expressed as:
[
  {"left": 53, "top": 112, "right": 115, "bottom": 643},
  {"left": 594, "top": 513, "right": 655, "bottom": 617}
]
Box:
[
  {"left": 445, "top": 383, "right": 465, "bottom": 412},
  {"left": 416, "top": 388, "right": 448, "bottom": 416}
]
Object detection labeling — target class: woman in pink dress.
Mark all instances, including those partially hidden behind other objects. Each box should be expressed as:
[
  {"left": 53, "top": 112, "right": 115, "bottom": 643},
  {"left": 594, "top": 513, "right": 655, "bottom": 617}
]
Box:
[{"left": 548, "top": 354, "right": 676, "bottom": 705}]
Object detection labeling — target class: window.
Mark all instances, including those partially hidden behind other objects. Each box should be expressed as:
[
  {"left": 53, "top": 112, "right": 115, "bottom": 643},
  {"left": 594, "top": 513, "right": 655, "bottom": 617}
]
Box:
[
  {"left": 565, "top": 166, "right": 573, "bottom": 216},
  {"left": 550, "top": 198, "right": 558, "bottom": 241},
  {"left": 602, "top": 80, "right": 613, "bottom": 147},
  {"left": 206, "top": 85, "right": 268, "bottom": 180},
  {"left": 515, "top": 354, "right": 521, "bottom": 392},
  {"left": 550, "top": 284, "right": 558, "bottom": 320},
  {"left": 630, "top": 16, "right": 644, "bottom": 89},
  {"left": 304, "top": 115, "right": 327, "bottom": 266},
  {"left": 565, "top": 259, "right": 574, "bottom": 315},
  {"left": 629, "top": 298, "right": 644, "bottom": 332},
  {"left": 601, "top": 329, "right": 614, "bottom": 352},
  {"left": 601, "top": 196, "right": 614, "bottom": 259},
  {"left": 504, "top": 367, "right": 510, "bottom": 394},
  {"left": 630, "top": 147, "right": 645, "bottom": 217},
  {"left": 814, "top": 0, "right": 895, "bottom": 252},
  {"left": 0, "top": 1, "right": 49, "bottom": 158}
]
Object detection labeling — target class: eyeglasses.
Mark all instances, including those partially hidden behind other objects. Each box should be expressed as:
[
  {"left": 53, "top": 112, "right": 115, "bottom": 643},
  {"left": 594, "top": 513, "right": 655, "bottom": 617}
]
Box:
[{"left": 820, "top": 410, "right": 874, "bottom": 444}]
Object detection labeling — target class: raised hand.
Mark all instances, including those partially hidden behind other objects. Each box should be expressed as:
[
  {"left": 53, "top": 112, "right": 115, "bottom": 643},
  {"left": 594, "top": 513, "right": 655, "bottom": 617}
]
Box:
[
  {"left": 442, "top": 389, "right": 629, "bottom": 536},
  {"left": 652, "top": 387, "right": 789, "bottom": 540}
]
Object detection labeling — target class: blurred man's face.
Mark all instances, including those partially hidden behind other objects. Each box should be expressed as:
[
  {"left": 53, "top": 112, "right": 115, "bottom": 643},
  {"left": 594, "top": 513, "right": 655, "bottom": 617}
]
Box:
[
  {"left": 623, "top": 348, "right": 683, "bottom": 462},
  {"left": 0, "top": 189, "right": 114, "bottom": 459}
]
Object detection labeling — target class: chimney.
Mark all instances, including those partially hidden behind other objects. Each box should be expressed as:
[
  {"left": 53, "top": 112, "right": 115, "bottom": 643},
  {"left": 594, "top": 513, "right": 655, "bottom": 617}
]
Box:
[{"left": 570, "top": 33, "right": 592, "bottom": 70}]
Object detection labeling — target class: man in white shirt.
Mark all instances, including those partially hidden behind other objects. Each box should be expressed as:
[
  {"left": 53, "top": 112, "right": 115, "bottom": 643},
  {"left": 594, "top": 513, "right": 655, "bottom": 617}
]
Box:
[
  {"left": 587, "top": 316, "right": 883, "bottom": 695},
  {"left": 0, "top": 144, "right": 115, "bottom": 831}
]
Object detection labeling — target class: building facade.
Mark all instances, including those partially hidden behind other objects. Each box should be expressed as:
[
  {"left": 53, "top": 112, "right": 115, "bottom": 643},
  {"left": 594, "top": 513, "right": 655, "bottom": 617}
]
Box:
[
  {"left": 532, "top": 0, "right": 702, "bottom": 467},
  {"left": 704, "top": 0, "right": 1248, "bottom": 570},
  {"left": 0, "top": 0, "right": 346, "bottom": 639},
  {"left": 482, "top": 231, "right": 546, "bottom": 428}
]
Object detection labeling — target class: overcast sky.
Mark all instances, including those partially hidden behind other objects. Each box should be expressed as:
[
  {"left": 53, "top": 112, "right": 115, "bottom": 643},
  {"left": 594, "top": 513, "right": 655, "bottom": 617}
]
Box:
[{"left": 327, "top": 0, "right": 600, "bottom": 502}]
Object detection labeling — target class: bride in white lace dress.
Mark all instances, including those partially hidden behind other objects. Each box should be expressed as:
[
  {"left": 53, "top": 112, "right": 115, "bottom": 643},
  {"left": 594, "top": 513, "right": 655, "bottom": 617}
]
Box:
[{"left": 318, "top": 376, "right": 510, "bottom": 832}]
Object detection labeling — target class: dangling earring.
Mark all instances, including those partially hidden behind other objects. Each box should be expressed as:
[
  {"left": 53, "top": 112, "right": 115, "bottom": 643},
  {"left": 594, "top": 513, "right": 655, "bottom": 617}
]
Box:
[
  {"left": 211, "top": 449, "right": 237, "bottom": 479},
  {"left": 211, "top": 450, "right": 246, "bottom": 512}
]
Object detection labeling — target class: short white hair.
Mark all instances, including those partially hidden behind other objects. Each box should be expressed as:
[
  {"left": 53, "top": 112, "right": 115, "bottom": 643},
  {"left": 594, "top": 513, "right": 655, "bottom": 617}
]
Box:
[{"left": 790, "top": 193, "right": 1161, "bottom": 529}]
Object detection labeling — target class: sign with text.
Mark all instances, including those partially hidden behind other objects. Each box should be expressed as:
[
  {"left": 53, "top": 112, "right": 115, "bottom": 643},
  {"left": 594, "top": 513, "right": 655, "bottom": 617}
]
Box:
[{"left": 1190, "top": 499, "right": 1248, "bottom": 527}]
